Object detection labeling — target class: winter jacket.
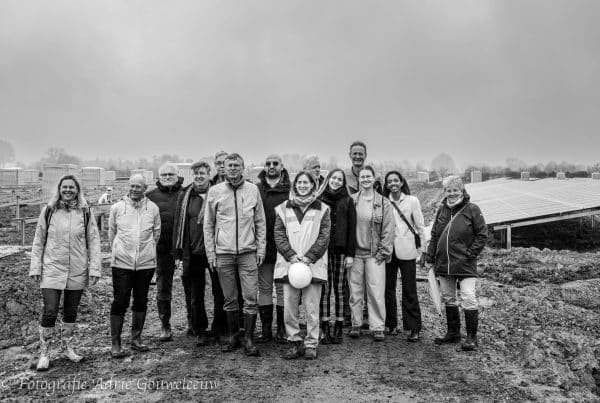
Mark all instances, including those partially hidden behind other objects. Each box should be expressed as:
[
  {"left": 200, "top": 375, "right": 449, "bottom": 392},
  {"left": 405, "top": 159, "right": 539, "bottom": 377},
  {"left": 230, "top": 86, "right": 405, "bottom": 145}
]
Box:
[
  {"left": 256, "top": 169, "right": 292, "bottom": 263},
  {"left": 172, "top": 184, "right": 209, "bottom": 260},
  {"left": 109, "top": 196, "right": 161, "bottom": 270},
  {"left": 344, "top": 167, "right": 383, "bottom": 195},
  {"left": 426, "top": 194, "right": 488, "bottom": 277},
  {"left": 319, "top": 193, "right": 357, "bottom": 257},
  {"left": 351, "top": 191, "right": 395, "bottom": 263},
  {"left": 145, "top": 177, "right": 183, "bottom": 253},
  {"left": 203, "top": 179, "right": 267, "bottom": 260},
  {"left": 389, "top": 193, "right": 426, "bottom": 261},
  {"left": 273, "top": 200, "right": 331, "bottom": 284},
  {"left": 30, "top": 202, "right": 101, "bottom": 290}
]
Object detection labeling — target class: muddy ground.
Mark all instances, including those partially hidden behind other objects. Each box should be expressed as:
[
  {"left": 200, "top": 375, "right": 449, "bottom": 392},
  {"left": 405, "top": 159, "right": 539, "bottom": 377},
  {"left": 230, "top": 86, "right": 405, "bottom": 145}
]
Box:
[{"left": 1, "top": 186, "right": 600, "bottom": 402}]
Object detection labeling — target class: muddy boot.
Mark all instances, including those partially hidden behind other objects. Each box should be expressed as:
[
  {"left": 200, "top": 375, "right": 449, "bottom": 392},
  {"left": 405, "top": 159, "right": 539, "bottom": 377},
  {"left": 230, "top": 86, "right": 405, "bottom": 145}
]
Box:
[
  {"left": 110, "top": 315, "right": 129, "bottom": 359},
  {"left": 36, "top": 326, "right": 53, "bottom": 371},
  {"left": 243, "top": 314, "right": 260, "bottom": 357},
  {"left": 283, "top": 340, "right": 305, "bottom": 360},
  {"left": 435, "top": 306, "right": 461, "bottom": 344},
  {"left": 256, "top": 305, "right": 273, "bottom": 343},
  {"left": 332, "top": 320, "right": 343, "bottom": 344},
  {"left": 238, "top": 309, "right": 245, "bottom": 338},
  {"left": 131, "top": 311, "right": 150, "bottom": 352},
  {"left": 320, "top": 321, "right": 332, "bottom": 345},
  {"left": 61, "top": 322, "right": 82, "bottom": 362},
  {"left": 196, "top": 332, "right": 209, "bottom": 347},
  {"left": 461, "top": 310, "right": 478, "bottom": 351},
  {"left": 222, "top": 311, "right": 241, "bottom": 353},
  {"left": 186, "top": 317, "right": 194, "bottom": 337},
  {"left": 158, "top": 300, "right": 173, "bottom": 342},
  {"left": 275, "top": 305, "right": 287, "bottom": 344}
]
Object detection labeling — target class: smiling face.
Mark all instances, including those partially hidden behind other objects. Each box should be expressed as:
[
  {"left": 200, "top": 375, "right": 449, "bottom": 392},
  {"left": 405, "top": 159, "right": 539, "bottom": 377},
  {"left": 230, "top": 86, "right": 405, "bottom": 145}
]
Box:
[
  {"left": 349, "top": 145, "right": 366, "bottom": 169},
  {"left": 193, "top": 167, "right": 210, "bottom": 188},
  {"left": 328, "top": 170, "right": 344, "bottom": 191},
  {"left": 159, "top": 166, "right": 178, "bottom": 187},
  {"left": 359, "top": 168, "right": 374, "bottom": 190},
  {"left": 225, "top": 158, "right": 244, "bottom": 181},
  {"left": 295, "top": 173, "right": 315, "bottom": 196},
  {"left": 444, "top": 184, "right": 463, "bottom": 204},
  {"left": 129, "top": 176, "right": 147, "bottom": 201},
  {"left": 386, "top": 173, "right": 403, "bottom": 195},
  {"left": 264, "top": 158, "right": 282, "bottom": 179},
  {"left": 59, "top": 179, "right": 77, "bottom": 202}
]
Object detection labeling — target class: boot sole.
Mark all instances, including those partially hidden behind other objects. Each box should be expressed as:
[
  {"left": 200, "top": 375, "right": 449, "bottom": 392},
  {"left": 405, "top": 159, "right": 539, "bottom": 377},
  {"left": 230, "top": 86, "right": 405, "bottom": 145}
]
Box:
[{"left": 131, "top": 346, "right": 150, "bottom": 352}]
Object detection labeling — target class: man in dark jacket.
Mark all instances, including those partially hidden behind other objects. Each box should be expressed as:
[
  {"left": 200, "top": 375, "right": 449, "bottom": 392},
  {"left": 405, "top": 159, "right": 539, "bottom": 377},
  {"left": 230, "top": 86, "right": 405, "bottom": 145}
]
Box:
[
  {"left": 146, "top": 163, "right": 184, "bottom": 342},
  {"left": 210, "top": 151, "right": 228, "bottom": 186},
  {"left": 255, "top": 154, "right": 290, "bottom": 343},
  {"left": 173, "top": 161, "right": 227, "bottom": 346}
]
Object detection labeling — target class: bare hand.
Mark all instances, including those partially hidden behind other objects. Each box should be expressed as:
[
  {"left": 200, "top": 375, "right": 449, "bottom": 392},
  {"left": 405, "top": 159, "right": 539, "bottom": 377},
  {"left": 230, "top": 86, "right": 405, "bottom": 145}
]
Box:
[
  {"left": 256, "top": 254, "right": 264, "bottom": 267},
  {"left": 175, "top": 259, "right": 183, "bottom": 271},
  {"left": 290, "top": 255, "right": 300, "bottom": 264},
  {"left": 89, "top": 276, "right": 100, "bottom": 286},
  {"left": 31, "top": 275, "right": 40, "bottom": 282},
  {"left": 344, "top": 257, "right": 354, "bottom": 269},
  {"left": 209, "top": 258, "right": 217, "bottom": 271}
]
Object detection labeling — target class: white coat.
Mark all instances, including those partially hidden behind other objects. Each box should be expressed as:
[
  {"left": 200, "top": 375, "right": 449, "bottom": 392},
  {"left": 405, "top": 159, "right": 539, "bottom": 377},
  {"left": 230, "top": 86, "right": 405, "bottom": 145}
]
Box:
[{"left": 389, "top": 193, "right": 426, "bottom": 260}]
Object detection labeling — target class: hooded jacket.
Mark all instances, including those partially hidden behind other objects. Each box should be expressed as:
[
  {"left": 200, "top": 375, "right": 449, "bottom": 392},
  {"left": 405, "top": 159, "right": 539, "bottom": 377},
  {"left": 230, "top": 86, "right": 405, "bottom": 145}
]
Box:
[
  {"left": 426, "top": 193, "right": 488, "bottom": 277},
  {"left": 145, "top": 177, "right": 184, "bottom": 253},
  {"left": 30, "top": 201, "right": 101, "bottom": 290},
  {"left": 256, "top": 169, "right": 292, "bottom": 263}
]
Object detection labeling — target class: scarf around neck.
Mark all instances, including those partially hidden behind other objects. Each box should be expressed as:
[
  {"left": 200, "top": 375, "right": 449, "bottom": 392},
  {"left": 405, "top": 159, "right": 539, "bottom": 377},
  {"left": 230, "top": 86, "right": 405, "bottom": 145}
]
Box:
[
  {"left": 290, "top": 192, "right": 317, "bottom": 211},
  {"left": 320, "top": 185, "right": 347, "bottom": 206},
  {"left": 446, "top": 196, "right": 464, "bottom": 208},
  {"left": 58, "top": 199, "right": 78, "bottom": 210}
]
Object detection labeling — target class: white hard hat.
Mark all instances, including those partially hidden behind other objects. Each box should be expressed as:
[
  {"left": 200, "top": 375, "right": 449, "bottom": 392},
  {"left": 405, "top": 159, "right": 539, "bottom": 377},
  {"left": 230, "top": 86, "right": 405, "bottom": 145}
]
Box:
[{"left": 288, "top": 262, "right": 312, "bottom": 289}]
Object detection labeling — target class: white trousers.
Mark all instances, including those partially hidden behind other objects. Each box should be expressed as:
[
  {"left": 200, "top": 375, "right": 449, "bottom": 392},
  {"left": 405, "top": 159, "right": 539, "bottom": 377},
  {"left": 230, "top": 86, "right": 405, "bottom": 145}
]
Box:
[
  {"left": 438, "top": 276, "right": 478, "bottom": 310},
  {"left": 283, "top": 283, "right": 322, "bottom": 348},
  {"left": 349, "top": 256, "right": 386, "bottom": 331}
]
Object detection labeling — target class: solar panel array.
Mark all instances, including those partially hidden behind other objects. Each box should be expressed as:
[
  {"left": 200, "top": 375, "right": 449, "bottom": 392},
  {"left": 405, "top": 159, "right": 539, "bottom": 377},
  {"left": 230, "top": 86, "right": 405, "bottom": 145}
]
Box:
[{"left": 464, "top": 178, "right": 600, "bottom": 225}]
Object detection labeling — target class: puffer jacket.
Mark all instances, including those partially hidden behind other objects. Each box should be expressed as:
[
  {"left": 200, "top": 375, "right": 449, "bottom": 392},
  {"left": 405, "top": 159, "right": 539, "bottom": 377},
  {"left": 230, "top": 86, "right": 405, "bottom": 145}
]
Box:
[
  {"left": 203, "top": 179, "right": 267, "bottom": 260},
  {"left": 351, "top": 191, "right": 395, "bottom": 263},
  {"left": 109, "top": 196, "right": 161, "bottom": 270},
  {"left": 426, "top": 194, "right": 488, "bottom": 277},
  {"left": 256, "top": 169, "right": 292, "bottom": 263},
  {"left": 145, "top": 177, "right": 183, "bottom": 253},
  {"left": 30, "top": 202, "right": 101, "bottom": 290}
]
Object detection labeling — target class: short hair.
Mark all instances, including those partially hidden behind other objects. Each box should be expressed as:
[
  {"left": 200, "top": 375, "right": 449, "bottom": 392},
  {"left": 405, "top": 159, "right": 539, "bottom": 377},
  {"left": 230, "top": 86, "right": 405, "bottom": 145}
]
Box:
[
  {"left": 359, "top": 165, "right": 376, "bottom": 177},
  {"left": 349, "top": 140, "right": 367, "bottom": 153},
  {"left": 443, "top": 175, "right": 464, "bottom": 190},
  {"left": 159, "top": 162, "right": 178, "bottom": 174},
  {"left": 214, "top": 151, "right": 228, "bottom": 161},
  {"left": 264, "top": 154, "right": 283, "bottom": 164},
  {"left": 225, "top": 153, "right": 244, "bottom": 166},
  {"left": 129, "top": 173, "right": 147, "bottom": 186},
  {"left": 302, "top": 154, "right": 320, "bottom": 169},
  {"left": 191, "top": 161, "right": 211, "bottom": 174}
]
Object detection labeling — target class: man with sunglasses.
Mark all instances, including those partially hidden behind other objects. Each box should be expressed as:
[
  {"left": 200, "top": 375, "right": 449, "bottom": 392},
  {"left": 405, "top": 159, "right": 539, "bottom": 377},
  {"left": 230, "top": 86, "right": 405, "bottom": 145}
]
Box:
[
  {"left": 255, "top": 154, "right": 291, "bottom": 343},
  {"left": 146, "top": 163, "right": 184, "bottom": 342}
]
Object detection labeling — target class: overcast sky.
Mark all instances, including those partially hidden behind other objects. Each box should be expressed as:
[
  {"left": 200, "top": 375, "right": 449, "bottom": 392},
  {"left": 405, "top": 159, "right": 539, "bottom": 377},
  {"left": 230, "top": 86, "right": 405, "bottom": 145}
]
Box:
[{"left": 1, "top": 0, "right": 599, "bottom": 168}]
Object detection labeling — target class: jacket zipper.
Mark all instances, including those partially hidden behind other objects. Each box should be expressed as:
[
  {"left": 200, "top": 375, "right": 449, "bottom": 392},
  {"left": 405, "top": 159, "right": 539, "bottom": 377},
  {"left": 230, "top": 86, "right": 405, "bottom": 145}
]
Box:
[
  {"left": 446, "top": 210, "right": 453, "bottom": 275},
  {"left": 234, "top": 187, "right": 239, "bottom": 254},
  {"left": 134, "top": 207, "right": 140, "bottom": 271}
]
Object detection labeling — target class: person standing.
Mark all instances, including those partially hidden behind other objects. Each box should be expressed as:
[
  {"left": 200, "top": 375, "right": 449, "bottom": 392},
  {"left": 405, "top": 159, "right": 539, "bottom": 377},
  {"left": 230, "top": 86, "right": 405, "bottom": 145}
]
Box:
[
  {"left": 274, "top": 171, "right": 330, "bottom": 360},
  {"left": 425, "top": 176, "right": 487, "bottom": 351},
  {"left": 348, "top": 166, "right": 395, "bottom": 341},
  {"left": 255, "top": 154, "right": 290, "bottom": 343},
  {"left": 204, "top": 153, "right": 267, "bottom": 356},
  {"left": 318, "top": 169, "right": 356, "bottom": 344},
  {"left": 108, "top": 174, "right": 161, "bottom": 358},
  {"left": 173, "top": 161, "right": 227, "bottom": 346},
  {"left": 384, "top": 171, "right": 425, "bottom": 341},
  {"left": 146, "top": 163, "right": 184, "bottom": 342},
  {"left": 210, "top": 151, "right": 228, "bottom": 186},
  {"left": 344, "top": 141, "right": 383, "bottom": 195},
  {"left": 303, "top": 154, "right": 325, "bottom": 190},
  {"left": 30, "top": 175, "right": 101, "bottom": 371}
]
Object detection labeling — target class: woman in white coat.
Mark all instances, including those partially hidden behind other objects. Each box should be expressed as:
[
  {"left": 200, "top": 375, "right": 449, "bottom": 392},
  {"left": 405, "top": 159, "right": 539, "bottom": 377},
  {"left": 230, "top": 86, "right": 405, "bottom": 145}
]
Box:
[
  {"left": 274, "top": 171, "right": 331, "bottom": 360},
  {"left": 29, "top": 174, "right": 101, "bottom": 371},
  {"left": 383, "top": 171, "right": 426, "bottom": 342}
]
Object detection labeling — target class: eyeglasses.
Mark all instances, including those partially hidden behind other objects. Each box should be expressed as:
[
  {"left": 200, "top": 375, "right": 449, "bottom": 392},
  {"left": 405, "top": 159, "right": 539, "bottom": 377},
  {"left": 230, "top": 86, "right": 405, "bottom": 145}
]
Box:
[{"left": 266, "top": 161, "right": 279, "bottom": 167}]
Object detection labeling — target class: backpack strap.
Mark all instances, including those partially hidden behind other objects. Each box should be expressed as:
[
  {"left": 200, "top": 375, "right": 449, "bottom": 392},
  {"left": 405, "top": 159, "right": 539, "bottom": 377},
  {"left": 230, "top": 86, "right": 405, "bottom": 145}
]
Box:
[{"left": 43, "top": 204, "right": 90, "bottom": 250}]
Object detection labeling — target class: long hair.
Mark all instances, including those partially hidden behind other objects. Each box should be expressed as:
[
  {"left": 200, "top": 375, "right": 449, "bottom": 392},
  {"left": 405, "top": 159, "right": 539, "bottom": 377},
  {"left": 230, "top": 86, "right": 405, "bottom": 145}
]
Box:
[
  {"left": 383, "top": 170, "right": 411, "bottom": 197},
  {"left": 47, "top": 174, "right": 87, "bottom": 210},
  {"left": 292, "top": 170, "right": 318, "bottom": 196},
  {"left": 319, "top": 168, "right": 348, "bottom": 196}
]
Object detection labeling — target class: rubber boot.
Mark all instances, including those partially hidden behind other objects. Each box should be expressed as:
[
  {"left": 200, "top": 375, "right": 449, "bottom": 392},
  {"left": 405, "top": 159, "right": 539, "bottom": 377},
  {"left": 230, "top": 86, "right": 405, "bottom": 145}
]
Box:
[
  {"left": 61, "top": 322, "right": 83, "bottom": 362},
  {"left": 222, "top": 311, "right": 241, "bottom": 352},
  {"left": 320, "top": 321, "right": 332, "bottom": 345},
  {"left": 332, "top": 320, "right": 343, "bottom": 344},
  {"left": 158, "top": 300, "right": 173, "bottom": 342},
  {"left": 243, "top": 314, "right": 260, "bottom": 356},
  {"left": 238, "top": 308, "right": 245, "bottom": 338},
  {"left": 131, "top": 311, "right": 150, "bottom": 352},
  {"left": 36, "top": 326, "right": 53, "bottom": 371},
  {"left": 110, "top": 315, "right": 129, "bottom": 358},
  {"left": 275, "top": 305, "right": 287, "bottom": 344},
  {"left": 435, "top": 306, "right": 461, "bottom": 344},
  {"left": 461, "top": 310, "right": 479, "bottom": 351},
  {"left": 256, "top": 305, "right": 273, "bottom": 343}
]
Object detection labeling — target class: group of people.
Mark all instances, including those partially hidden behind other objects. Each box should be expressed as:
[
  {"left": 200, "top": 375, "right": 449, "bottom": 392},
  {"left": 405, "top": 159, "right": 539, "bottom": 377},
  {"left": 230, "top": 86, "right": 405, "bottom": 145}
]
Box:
[{"left": 29, "top": 140, "right": 488, "bottom": 370}]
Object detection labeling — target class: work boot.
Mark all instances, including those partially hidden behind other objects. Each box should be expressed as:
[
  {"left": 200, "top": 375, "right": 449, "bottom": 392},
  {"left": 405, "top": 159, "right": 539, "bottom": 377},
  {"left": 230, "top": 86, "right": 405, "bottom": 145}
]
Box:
[
  {"left": 186, "top": 317, "right": 194, "bottom": 337},
  {"left": 158, "top": 300, "right": 173, "bottom": 342},
  {"left": 243, "top": 314, "right": 260, "bottom": 357},
  {"left": 61, "top": 322, "right": 83, "bottom": 362},
  {"left": 461, "top": 310, "right": 479, "bottom": 351},
  {"left": 110, "top": 315, "right": 129, "bottom": 359},
  {"left": 238, "top": 309, "right": 245, "bottom": 338},
  {"left": 283, "top": 341, "right": 306, "bottom": 360},
  {"left": 320, "top": 321, "right": 332, "bottom": 345},
  {"left": 36, "top": 326, "right": 53, "bottom": 371},
  {"left": 131, "top": 311, "right": 150, "bottom": 352},
  {"left": 222, "top": 311, "right": 241, "bottom": 353},
  {"left": 435, "top": 306, "right": 461, "bottom": 344},
  {"left": 275, "top": 305, "right": 287, "bottom": 344},
  {"left": 332, "top": 320, "right": 343, "bottom": 344},
  {"left": 304, "top": 347, "right": 317, "bottom": 360},
  {"left": 256, "top": 305, "right": 273, "bottom": 343}
]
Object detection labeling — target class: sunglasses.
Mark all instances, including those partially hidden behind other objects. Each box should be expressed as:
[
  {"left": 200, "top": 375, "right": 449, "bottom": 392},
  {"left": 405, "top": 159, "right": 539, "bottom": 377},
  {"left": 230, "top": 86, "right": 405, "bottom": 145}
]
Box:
[
  {"left": 265, "top": 161, "right": 280, "bottom": 167},
  {"left": 160, "top": 173, "right": 177, "bottom": 176}
]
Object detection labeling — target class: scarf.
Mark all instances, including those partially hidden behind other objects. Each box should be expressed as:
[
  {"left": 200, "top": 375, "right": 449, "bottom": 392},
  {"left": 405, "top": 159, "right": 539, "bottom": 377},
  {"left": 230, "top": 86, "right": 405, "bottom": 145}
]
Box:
[
  {"left": 446, "top": 196, "right": 464, "bottom": 208},
  {"left": 320, "top": 184, "right": 348, "bottom": 207},
  {"left": 289, "top": 192, "right": 317, "bottom": 211},
  {"left": 58, "top": 199, "right": 78, "bottom": 210}
]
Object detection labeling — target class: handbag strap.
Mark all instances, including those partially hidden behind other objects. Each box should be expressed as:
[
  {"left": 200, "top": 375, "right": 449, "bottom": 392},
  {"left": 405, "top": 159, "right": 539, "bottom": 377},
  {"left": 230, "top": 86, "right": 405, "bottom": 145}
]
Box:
[{"left": 390, "top": 200, "right": 418, "bottom": 238}]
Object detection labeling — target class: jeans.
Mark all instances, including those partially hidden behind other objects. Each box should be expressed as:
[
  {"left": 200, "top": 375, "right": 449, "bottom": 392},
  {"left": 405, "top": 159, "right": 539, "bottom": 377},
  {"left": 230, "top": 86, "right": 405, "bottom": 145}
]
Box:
[
  {"left": 110, "top": 267, "right": 155, "bottom": 315},
  {"left": 216, "top": 252, "right": 259, "bottom": 315},
  {"left": 349, "top": 256, "right": 386, "bottom": 331},
  {"left": 385, "top": 255, "right": 422, "bottom": 331},
  {"left": 258, "top": 262, "right": 284, "bottom": 307},
  {"left": 40, "top": 288, "right": 84, "bottom": 327},
  {"left": 183, "top": 254, "right": 227, "bottom": 336},
  {"left": 320, "top": 253, "right": 346, "bottom": 321},
  {"left": 438, "top": 276, "right": 478, "bottom": 310},
  {"left": 284, "top": 283, "right": 322, "bottom": 348}
]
